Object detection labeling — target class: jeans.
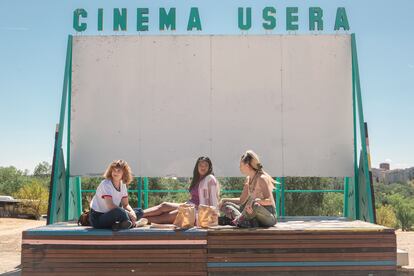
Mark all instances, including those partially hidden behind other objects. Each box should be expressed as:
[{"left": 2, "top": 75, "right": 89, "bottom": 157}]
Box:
[
  {"left": 221, "top": 201, "right": 277, "bottom": 227},
  {"left": 89, "top": 207, "right": 143, "bottom": 229}
]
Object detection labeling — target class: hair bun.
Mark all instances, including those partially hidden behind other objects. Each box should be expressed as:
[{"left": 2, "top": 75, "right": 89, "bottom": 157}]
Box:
[{"left": 257, "top": 163, "right": 263, "bottom": 170}]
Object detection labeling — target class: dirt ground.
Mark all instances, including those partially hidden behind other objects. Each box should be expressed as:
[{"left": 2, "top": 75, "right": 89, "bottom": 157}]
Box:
[
  {"left": 0, "top": 218, "right": 45, "bottom": 274},
  {"left": 0, "top": 218, "right": 413, "bottom": 275},
  {"left": 397, "top": 230, "right": 414, "bottom": 271}
]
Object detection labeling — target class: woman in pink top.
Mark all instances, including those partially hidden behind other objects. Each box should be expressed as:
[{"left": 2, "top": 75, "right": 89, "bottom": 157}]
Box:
[{"left": 143, "top": 156, "right": 220, "bottom": 224}]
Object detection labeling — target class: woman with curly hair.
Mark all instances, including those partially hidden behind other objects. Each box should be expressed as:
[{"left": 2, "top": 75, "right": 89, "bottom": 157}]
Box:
[{"left": 89, "top": 160, "right": 143, "bottom": 230}]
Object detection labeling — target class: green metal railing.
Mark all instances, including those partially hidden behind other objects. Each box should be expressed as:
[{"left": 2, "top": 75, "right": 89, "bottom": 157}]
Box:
[{"left": 78, "top": 176, "right": 346, "bottom": 218}]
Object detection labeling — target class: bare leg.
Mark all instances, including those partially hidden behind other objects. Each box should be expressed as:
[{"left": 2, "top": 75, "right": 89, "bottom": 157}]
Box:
[
  {"left": 146, "top": 210, "right": 178, "bottom": 224},
  {"left": 143, "top": 202, "right": 180, "bottom": 218}
]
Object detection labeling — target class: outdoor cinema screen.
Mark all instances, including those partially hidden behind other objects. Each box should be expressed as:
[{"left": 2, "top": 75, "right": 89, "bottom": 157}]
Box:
[{"left": 70, "top": 35, "right": 353, "bottom": 177}]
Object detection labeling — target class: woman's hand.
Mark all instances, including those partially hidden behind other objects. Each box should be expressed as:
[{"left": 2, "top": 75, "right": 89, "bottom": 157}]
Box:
[
  {"left": 219, "top": 199, "right": 225, "bottom": 209},
  {"left": 245, "top": 204, "right": 253, "bottom": 214},
  {"left": 128, "top": 210, "right": 137, "bottom": 225}
]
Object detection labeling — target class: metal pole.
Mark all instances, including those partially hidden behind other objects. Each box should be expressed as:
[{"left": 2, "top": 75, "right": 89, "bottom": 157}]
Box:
[
  {"left": 343, "top": 177, "right": 349, "bottom": 217},
  {"left": 76, "top": 177, "right": 82, "bottom": 218},
  {"left": 137, "top": 177, "right": 142, "bottom": 208},
  {"left": 281, "top": 177, "right": 286, "bottom": 216},
  {"left": 144, "top": 177, "right": 149, "bottom": 209}
]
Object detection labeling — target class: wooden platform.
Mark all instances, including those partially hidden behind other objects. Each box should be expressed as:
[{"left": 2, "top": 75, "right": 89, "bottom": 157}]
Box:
[{"left": 22, "top": 217, "right": 396, "bottom": 275}]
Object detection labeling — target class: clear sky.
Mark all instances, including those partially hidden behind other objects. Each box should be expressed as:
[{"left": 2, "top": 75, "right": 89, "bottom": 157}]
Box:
[{"left": 0, "top": 0, "right": 413, "bottom": 173}]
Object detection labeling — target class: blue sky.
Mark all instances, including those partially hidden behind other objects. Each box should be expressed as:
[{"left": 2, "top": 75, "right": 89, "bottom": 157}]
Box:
[{"left": 0, "top": 0, "right": 413, "bottom": 173}]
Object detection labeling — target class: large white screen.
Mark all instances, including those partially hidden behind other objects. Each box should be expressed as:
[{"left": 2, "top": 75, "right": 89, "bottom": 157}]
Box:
[{"left": 71, "top": 35, "right": 353, "bottom": 177}]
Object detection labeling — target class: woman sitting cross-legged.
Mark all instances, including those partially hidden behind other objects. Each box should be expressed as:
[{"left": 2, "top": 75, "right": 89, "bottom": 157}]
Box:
[
  {"left": 143, "top": 156, "right": 220, "bottom": 224},
  {"left": 220, "top": 150, "right": 277, "bottom": 228},
  {"left": 89, "top": 160, "right": 144, "bottom": 230}
]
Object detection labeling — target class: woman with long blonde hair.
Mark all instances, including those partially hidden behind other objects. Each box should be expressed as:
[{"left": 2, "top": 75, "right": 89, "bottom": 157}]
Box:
[{"left": 220, "top": 150, "right": 277, "bottom": 228}]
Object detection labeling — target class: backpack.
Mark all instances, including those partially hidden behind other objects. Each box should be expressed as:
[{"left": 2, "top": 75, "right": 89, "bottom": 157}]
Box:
[{"left": 77, "top": 210, "right": 91, "bottom": 226}]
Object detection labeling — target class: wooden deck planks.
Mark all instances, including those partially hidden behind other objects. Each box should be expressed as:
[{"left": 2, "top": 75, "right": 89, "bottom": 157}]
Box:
[{"left": 21, "top": 217, "right": 397, "bottom": 275}]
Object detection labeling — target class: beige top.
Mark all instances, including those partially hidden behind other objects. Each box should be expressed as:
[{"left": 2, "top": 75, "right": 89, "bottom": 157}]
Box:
[{"left": 241, "top": 172, "right": 275, "bottom": 208}]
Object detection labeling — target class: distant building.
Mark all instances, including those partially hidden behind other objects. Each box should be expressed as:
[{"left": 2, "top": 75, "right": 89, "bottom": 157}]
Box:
[
  {"left": 0, "top": 196, "right": 21, "bottom": 217},
  {"left": 379, "top": 163, "right": 390, "bottom": 171},
  {"left": 372, "top": 167, "right": 414, "bottom": 184}
]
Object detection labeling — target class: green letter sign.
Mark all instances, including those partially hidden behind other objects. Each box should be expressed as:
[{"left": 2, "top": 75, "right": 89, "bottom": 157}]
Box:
[
  {"left": 159, "top": 8, "right": 176, "bottom": 31},
  {"left": 137, "top": 8, "right": 149, "bottom": 31},
  {"left": 334, "top": 7, "right": 350, "bottom": 31},
  {"left": 238, "top": 7, "right": 252, "bottom": 30},
  {"left": 187, "top": 7, "right": 202, "bottom": 31},
  {"left": 263, "top": 7, "right": 276, "bottom": 30},
  {"left": 73, "top": 9, "right": 87, "bottom": 32},
  {"left": 309, "top": 7, "right": 323, "bottom": 31}
]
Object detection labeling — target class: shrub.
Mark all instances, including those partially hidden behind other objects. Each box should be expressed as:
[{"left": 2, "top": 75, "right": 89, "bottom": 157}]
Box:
[
  {"left": 14, "top": 180, "right": 49, "bottom": 219},
  {"left": 376, "top": 205, "right": 397, "bottom": 228}
]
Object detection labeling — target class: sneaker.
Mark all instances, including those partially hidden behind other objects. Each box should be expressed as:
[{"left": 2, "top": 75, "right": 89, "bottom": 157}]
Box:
[
  {"left": 135, "top": 218, "right": 148, "bottom": 228},
  {"left": 112, "top": 220, "right": 132, "bottom": 231}
]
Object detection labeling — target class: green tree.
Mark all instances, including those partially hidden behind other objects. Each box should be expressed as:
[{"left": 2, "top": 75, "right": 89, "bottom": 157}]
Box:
[
  {"left": 376, "top": 205, "right": 397, "bottom": 228},
  {"left": 15, "top": 180, "right": 49, "bottom": 219},
  {"left": 388, "top": 194, "right": 414, "bottom": 231},
  {"left": 319, "top": 193, "right": 343, "bottom": 216},
  {"left": 0, "top": 166, "right": 29, "bottom": 196},
  {"left": 33, "top": 161, "right": 52, "bottom": 177},
  {"left": 285, "top": 177, "right": 328, "bottom": 216}
]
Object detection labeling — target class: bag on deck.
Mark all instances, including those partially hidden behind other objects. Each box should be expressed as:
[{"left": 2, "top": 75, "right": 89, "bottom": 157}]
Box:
[
  {"left": 173, "top": 204, "right": 195, "bottom": 229},
  {"left": 198, "top": 204, "right": 218, "bottom": 228},
  {"left": 77, "top": 210, "right": 91, "bottom": 226}
]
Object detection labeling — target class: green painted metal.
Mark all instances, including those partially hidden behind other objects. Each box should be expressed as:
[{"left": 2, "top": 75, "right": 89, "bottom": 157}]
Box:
[
  {"left": 309, "top": 7, "right": 323, "bottom": 31},
  {"left": 113, "top": 8, "right": 127, "bottom": 31},
  {"left": 343, "top": 177, "right": 349, "bottom": 217},
  {"left": 334, "top": 7, "right": 350, "bottom": 31},
  {"left": 137, "top": 8, "right": 149, "bottom": 32},
  {"left": 285, "top": 190, "right": 343, "bottom": 193},
  {"left": 351, "top": 33, "right": 374, "bottom": 223},
  {"left": 351, "top": 34, "right": 360, "bottom": 220},
  {"left": 49, "top": 35, "right": 72, "bottom": 224},
  {"left": 137, "top": 177, "right": 142, "bottom": 208},
  {"left": 144, "top": 177, "right": 149, "bottom": 209},
  {"left": 281, "top": 177, "right": 286, "bottom": 216},
  {"left": 64, "top": 42, "right": 73, "bottom": 221},
  {"left": 159, "top": 8, "right": 176, "bottom": 31},
  {"left": 187, "top": 7, "right": 202, "bottom": 31},
  {"left": 50, "top": 148, "right": 67, "bottom": 223},
  {"left": 275, "top": 179, "right": 281, "bottom": 217},
  {"left": 98, "top": 8, "right": 104, "bottom": 31},
  {"left": 286, "top": 7, "right": 299, "bottom": 31},
  {"left": 238, "top": 7, "right": 252, "bottom": 30},
  {"left": 262, "top": 7, "right": 276, "bottom": 30},
  {"left": 76, "top": 177, "right": 82, "bottom": 217}
]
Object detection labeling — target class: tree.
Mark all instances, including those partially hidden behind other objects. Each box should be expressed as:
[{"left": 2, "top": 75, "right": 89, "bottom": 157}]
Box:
[
  {"left": 376, "top": 205, "right": 397, "bottom": 228},
  {"left": 33, "top": 161, "right": 52, "bottom": 177},
  {"left": 0, "top": 166, "right": 29, "bottom": 196},
  {"left": 15, "top": 180, "right": 49, "bottom": 219},
  {"left": 388, "top": 194, "right": 414, "bottom": 231}
]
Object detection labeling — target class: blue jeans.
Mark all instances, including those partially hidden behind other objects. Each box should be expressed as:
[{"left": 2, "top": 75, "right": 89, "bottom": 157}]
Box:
[{"left": 89, "top": 207, "right": 143, "bottom": 229}]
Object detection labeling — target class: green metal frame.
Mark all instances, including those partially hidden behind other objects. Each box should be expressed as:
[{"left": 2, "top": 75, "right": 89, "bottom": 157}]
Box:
[
  {"left": 50, "top": 33, "right": 375, "bottom": 224},
  {"left": 350, "top": 34, "right": 374, "bottom": 223},
  {"left": 49, "top": 36, "right": 73, "bottom": 224}
]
